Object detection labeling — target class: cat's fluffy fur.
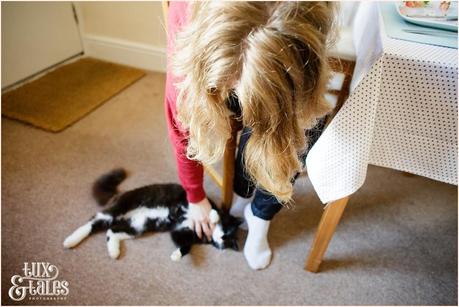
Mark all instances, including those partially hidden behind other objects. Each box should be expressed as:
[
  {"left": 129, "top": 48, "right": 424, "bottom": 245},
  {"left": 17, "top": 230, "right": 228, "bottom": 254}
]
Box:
[{"left": 63, "top": 169, "right": 241, "bottom": 261}]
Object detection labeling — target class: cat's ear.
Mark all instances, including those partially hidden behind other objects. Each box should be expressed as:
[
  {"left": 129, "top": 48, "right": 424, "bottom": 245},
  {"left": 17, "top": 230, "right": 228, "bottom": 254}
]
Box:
[
  {"left": 234, "top": 217, "right": 243, "bottom": 227},
  {"left": 228, "top": 217, "right": 243, "bottom": 234},
  {"left": 230, "top": 238, "right": 239, "bottom": 251}
]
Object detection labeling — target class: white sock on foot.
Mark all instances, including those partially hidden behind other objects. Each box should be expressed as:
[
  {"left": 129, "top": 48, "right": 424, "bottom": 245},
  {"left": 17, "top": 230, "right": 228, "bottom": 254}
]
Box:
[{"left": 243, "top": 204, "right": 272, "bottom": 270}]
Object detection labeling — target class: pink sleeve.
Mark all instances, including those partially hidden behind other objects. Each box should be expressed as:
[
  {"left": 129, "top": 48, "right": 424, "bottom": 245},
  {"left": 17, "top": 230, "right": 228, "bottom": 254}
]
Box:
[{"left": 164, "top": 2, "right": 206, "bottom": 203}]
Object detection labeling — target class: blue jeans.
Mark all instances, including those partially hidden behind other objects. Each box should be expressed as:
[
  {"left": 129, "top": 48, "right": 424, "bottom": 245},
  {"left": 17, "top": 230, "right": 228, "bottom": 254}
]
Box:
[{"left": 232, "top": 119, "right": 326, "bottom": 221}]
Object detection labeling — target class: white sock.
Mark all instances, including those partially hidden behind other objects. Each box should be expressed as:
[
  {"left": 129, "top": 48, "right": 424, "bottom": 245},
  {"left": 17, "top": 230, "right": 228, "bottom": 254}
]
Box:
[
  {"left": 243, "top": 204, "right": 272, "bottom": 270},
  {"left": 230, "top": 193, "right": 253, "bottom": 230}
]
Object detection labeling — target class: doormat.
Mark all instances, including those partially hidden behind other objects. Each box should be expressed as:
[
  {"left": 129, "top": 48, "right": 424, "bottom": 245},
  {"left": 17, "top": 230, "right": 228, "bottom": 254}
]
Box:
[{"left": 2, "top": 57, "right": 145, "bottom": 132}]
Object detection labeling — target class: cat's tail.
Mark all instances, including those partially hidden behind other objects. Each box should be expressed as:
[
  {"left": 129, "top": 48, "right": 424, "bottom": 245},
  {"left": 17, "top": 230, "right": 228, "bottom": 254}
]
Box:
[
  {"left": 92, "top": 168, "right": 128, "bottom": 206},
  {"left": 63, "top": 212, "right": 113, "bottom": 248}
]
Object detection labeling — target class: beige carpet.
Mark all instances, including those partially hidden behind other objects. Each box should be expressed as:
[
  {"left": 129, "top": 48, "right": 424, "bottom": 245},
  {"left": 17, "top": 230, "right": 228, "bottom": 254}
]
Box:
[
  {"left": 1, "top": 72, "right": 457, "bottom": 305},
  {"left": 2, "top": 58, "right": 145, "bottom": 132}
]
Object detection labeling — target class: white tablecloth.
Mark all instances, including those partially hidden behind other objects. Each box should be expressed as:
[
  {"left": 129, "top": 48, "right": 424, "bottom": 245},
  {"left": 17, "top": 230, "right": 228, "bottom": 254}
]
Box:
[{"left": 306, "top": 2, "right": 458, "bottom": 204}]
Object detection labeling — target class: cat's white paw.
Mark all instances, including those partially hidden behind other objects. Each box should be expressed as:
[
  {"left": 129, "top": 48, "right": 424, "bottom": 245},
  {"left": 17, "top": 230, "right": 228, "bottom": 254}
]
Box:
[
  {"left": 106, "top": 230, "right": 132, "bottom": 259},
  {"left": 63, "top": 236, "right": 78, "bottom": 249},
  {"left": 209, "top": 209, "right": 220, "bottom": 224},
  {"left": 170, "top": 249, "right": 182, "bottom": 262},
  {"left": 63, "top": 223, "right": 92, "bottom": 248},
  {"left": 107, "top": 230, "right": 120, "bottom": 259},
  {"left": 63, "top": 238, "right": 74, "bottom": 248},
  {"left": 107, "top": 242, "right": 120, "bottom": 259}
]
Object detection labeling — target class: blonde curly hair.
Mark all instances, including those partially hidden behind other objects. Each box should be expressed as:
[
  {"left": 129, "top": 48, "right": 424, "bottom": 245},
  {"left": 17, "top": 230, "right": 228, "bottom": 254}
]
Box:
[{"left": 173, "top": 1, "right": 337, "bottom": 203}]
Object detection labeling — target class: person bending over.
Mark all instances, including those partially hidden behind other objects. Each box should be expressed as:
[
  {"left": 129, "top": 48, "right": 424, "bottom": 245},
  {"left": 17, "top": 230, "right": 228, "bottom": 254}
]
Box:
[{"left": 164, "top": 1, "right": 336, "bottom": 270}]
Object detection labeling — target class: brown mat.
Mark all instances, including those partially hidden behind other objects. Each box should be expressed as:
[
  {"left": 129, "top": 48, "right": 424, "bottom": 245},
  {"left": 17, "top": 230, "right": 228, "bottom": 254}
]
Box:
[{"left": 1, "top": 57, "right": 145, "bottom": 132}]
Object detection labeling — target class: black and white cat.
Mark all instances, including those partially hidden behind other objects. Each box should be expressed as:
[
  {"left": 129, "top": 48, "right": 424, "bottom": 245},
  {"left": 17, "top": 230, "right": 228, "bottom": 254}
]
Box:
[{"left": 63, "top": 169, "right": 241, "bottom": 261}]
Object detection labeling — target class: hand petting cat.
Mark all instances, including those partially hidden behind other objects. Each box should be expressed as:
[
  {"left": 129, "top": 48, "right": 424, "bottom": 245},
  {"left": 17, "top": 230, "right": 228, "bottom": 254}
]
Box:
[{"left": 188, "top": 198, "right": 217, "bottom": 241}]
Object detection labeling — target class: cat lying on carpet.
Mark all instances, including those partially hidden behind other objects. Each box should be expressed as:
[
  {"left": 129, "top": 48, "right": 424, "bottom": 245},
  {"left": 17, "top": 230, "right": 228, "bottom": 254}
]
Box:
[{"left": 63, "top": 169, "right": 241, "bottom": 261}]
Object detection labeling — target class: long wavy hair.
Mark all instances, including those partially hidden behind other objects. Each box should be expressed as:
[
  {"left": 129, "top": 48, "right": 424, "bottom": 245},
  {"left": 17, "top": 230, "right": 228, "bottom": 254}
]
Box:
[{"left": 173, "top": 1, "right": 337, "bottom": 203}]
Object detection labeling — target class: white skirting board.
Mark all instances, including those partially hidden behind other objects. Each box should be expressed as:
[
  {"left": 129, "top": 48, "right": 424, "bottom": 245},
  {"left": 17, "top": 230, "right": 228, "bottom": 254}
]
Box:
[{"left": 83, "top": 34, "right": 167, "bottom": 72}]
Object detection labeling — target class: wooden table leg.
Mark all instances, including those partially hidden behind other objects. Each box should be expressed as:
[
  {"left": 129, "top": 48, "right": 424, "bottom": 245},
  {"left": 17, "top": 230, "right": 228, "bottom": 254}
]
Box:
[{"left": 305, "top": 196, "right": 349, "bottom": 273}]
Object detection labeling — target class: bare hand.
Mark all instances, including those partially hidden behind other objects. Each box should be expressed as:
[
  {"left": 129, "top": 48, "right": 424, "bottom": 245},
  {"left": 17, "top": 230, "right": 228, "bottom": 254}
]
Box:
[{"left": 188, "top": 198, "right": 216, "bottom": 241}]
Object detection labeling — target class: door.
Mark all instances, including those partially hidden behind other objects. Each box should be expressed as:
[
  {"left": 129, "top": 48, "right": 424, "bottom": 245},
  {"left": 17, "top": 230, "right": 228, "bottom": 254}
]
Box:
[{"left": 1, "top": 2, "right": 83, "bottom": 89}]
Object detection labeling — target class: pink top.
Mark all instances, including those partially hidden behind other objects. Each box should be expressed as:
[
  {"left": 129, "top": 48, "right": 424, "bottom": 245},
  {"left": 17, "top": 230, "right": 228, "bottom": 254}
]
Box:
[
  {"left": 164, "top": 2, "right": 206, "bottom": 203},
  {"left": 165, "top": 1, "right": 189, "bottom": 104}
]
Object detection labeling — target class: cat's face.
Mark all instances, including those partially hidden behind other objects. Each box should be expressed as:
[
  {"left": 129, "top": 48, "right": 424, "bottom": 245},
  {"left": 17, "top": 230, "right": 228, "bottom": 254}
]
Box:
[{"left": 210, "top": 212, "right": 242, "bottom": 251}]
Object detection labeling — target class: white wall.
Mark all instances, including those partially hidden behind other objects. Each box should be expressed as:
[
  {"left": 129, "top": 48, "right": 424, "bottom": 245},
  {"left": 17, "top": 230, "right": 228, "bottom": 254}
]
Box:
[
  {"left": 75, "top": 1, "right": 359, "bottom": 73},
  {"left": 76, "top": 1, "right": 167, "bottom": 72}
]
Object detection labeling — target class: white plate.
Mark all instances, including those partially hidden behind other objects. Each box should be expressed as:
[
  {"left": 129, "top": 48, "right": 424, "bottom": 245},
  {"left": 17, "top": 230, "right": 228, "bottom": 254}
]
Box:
[{"left": 395, "top": 1, "right": 458, "bottom": 32}]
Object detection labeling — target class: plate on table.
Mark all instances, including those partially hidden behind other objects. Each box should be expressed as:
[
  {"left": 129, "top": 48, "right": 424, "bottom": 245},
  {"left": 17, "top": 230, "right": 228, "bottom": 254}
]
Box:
[{"left": 395, "top": 1, "right": 458, "bottom": 32}]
